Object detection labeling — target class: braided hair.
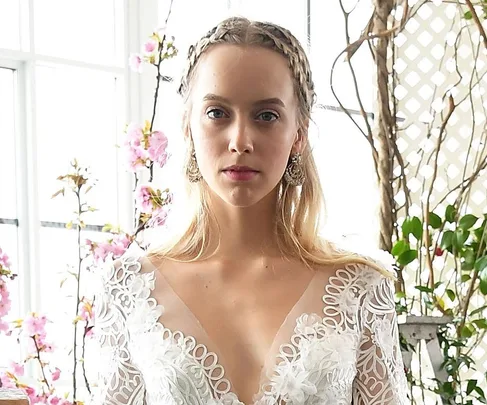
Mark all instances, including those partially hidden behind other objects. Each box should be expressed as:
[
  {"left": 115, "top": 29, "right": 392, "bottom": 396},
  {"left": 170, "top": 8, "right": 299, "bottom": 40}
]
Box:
[{"left": 178, "top": 17, "right": 316, "bottom": 129}]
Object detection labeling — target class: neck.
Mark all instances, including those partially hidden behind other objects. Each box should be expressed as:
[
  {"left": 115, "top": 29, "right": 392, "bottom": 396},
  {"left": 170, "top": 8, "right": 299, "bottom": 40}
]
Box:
[{"left": 205, "top": 190, "right": 282, "bottom": 261}]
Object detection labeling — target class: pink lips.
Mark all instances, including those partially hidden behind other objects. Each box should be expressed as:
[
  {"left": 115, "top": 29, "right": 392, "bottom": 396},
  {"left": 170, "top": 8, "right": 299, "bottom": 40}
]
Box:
[{"left": 222, "top": 165, "right": 259, "bottom": 181}]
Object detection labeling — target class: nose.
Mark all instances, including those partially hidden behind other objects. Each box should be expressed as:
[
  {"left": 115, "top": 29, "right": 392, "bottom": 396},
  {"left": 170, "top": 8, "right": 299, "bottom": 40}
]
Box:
[{"left": 228, "top": 119, "right": 254, "bottom": 154}]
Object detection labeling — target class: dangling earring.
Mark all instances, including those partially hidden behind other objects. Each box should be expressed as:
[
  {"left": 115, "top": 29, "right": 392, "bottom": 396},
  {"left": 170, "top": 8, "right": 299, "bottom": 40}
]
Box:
[
  {"left": 186, "top": 149, "right": 202, "bottom": 183},
  {"left": 284, "top": 153, "right": 305, "bottom": 186}
]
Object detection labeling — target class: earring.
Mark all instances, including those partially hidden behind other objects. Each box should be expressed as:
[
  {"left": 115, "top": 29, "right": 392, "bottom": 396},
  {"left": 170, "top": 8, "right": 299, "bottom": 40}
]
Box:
[
  {"left": 186, "top": 150, "right": 202, "bottom": 183},
  {"left": 284, "top": 153, "right": 305, "bottom": 186}
]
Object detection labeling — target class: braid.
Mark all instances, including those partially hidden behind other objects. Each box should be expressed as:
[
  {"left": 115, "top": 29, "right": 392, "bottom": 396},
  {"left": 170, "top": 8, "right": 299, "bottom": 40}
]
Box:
[{"left": 178, "top": 17, "right": 316, "bottom": 118}]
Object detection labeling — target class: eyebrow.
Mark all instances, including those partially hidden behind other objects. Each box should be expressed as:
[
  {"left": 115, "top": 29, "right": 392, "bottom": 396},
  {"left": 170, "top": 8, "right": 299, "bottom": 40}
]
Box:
[{"left": 202, "top": 93, "right": 286, "bottom": 108}]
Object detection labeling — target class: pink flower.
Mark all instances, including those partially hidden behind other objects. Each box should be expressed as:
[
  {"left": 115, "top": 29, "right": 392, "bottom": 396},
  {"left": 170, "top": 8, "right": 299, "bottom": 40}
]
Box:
[
  {"left": 136, "top": 185, "right": 156, "bottom": 214},
  {"left": 0, "top": 248, "right": 11, "bottom": 268},
  {"left": 148, "top": 207, "right": 169, "bottom": 228},
  {"left": 93, "top": 242, "right": 112, "bottom": 264},
  {"left": 0, "top": 293, "right": 11, "bottom": 317},
  {"left": 126, "top": 123, "right": 144, "bottom": 144},
  {"left": 124, "top": 142, "right": 148, "bottom": 172},
  {"left": 0, "top": 372, "right": 15, "bottom": 388},
  {"left": 47, "top": 395, "right": 61, "bottom": 405},
  {"left": 9, "top": 361, "right": 24, "bottom": 376},
  {"left": 143, "top": 39, "right": 158, "bottom": 54},
  {"left": 0, "top": 319, "right": 9, "bottom": 333},
  {"left": 110, "top": 234, "right": 131, "bottom": 258},
  {"left": 51, "top": 367, "right": 61, "bottom": 382},
  {"left": 147, "top": 131, "right": 169, "bottom": 168},
  {"left": 129, "top": 53, "right": 143, "bottom": 73},
  {"left": 23, "top": 313, "right": 47, "bottom": 337},
  {"left": 78, "top": 299, "right": 93, "bottom": 323}
]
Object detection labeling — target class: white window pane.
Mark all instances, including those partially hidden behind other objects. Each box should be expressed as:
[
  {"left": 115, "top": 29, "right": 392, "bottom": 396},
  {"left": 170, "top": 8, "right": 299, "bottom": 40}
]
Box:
[
  {"left": 0, "top": 68, "right": 18, "bottom": 219},
  {"left": 0, "top": 0, "right": 21, "bottom": 50},
  {"left": 35, "top": 64, "right": 123, "bottom": 225},
  {"left": 159, "top": 0, "right": 230, "bottom": 77},
  {"left": 0, "top": 224, "right": 21, "bottom": 368},
  {"left": 38, "top": 227, "right": 101, "bottom": 382},
  {"left": 310, "top": 0, "right": 375, "bottom": 111},
  {"left": 34, "top": 0, "right": 124, "bottom": 66},
  {"left": 310, "top": 108, "right": 379, "bottom": 241},
  {"left": 229, "top": 0, "right": 308, "bottom": 47}
]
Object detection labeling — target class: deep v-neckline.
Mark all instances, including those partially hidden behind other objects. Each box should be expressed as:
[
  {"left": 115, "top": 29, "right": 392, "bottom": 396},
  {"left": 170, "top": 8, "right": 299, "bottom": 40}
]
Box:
[{"left": 141, "top": 253, "right": 320, "bottom": 404}]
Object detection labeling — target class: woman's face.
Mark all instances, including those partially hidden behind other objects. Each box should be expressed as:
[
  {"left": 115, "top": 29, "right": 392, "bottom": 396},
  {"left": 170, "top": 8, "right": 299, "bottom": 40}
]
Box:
[{"left": 188, "top": 44, "right": 303, "bottom": 208}]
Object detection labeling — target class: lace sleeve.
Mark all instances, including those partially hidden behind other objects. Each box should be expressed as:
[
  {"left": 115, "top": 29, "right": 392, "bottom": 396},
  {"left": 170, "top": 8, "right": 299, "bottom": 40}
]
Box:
[
  {"left": 94, "top": 258, "right": 146, "bottom": 405},
  {"left": 352, "top": 274, "right": 409, "bottom": 404}
]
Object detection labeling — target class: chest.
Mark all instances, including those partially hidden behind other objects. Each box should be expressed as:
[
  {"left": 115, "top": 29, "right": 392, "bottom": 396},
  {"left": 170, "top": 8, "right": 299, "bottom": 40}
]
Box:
[{"left": 154, "top": 259, "right": 318, "bottom": 403}]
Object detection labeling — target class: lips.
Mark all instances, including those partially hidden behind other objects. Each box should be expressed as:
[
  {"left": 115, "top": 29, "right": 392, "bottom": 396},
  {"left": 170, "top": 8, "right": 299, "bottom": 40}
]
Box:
[{"left": 222, "top": 165, "right": 259, "bottom": 172}]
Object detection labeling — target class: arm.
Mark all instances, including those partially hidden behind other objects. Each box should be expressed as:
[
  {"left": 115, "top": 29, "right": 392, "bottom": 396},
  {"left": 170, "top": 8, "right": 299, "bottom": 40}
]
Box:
[
  {"left": 94, "top": 258, "right": 146, "bottom": 405},
  {"left": 352, "top": 275, "right": 409, "bottom": 404}
]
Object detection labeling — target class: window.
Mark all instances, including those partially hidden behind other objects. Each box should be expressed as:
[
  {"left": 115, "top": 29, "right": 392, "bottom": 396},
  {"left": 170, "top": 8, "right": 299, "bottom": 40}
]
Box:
[{"left": 0, "top": 1, "right": 147, "bottom": 383}]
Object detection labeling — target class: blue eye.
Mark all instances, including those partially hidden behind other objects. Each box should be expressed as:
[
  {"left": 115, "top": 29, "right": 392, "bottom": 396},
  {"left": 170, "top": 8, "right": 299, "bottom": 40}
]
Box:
[
  {"left": 258, "top": 111, "right": 278, "bottom": 122},
  {"left": 207, "top": 109, "right": 227, "bottom": 119}
]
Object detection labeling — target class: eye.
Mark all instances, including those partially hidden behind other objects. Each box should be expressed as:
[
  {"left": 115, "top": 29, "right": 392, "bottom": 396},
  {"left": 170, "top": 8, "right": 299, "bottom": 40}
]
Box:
[
  {"left": 257, "top": 111, "right": 279, "bottom": 122},
  {"left": 207, "top": 108, "right": 228, "bottom": 119}
]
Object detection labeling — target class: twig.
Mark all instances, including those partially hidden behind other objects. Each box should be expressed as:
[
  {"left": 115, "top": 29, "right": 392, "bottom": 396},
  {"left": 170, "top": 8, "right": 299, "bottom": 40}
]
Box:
[
  {"left": 33, "top": 336, "right": 51, "bottom": 393},
  {"left": 465, "top": 0, "right": 487, "bottom": 50},
  {"left": 424, "top": 95, "right": 455, "bottom": 290}
]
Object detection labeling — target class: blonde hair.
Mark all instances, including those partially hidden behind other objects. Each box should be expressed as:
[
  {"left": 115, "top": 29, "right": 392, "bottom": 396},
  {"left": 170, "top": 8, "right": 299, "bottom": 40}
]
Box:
[{"left": 149, "top": 17, "right": 392, "bottom": 277}]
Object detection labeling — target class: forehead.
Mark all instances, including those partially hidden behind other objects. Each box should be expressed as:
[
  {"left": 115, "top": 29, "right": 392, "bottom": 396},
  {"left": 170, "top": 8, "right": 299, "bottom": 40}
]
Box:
[{"left": 191, "top": 44, "right": 296, "bottom": 106}]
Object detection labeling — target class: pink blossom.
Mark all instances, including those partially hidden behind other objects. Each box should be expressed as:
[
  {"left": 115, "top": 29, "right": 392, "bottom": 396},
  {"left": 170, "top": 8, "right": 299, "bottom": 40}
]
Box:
[
  {"left": 124, "top": 142, "right": 148, "bottom": 172},
  {"left": 0, "top": 319, "right": 9, "bottom": 333},
  {"left": 148, "top": 131, "right": 169, "bottom": 168},
  {"left": 126, "top": 123, "right": 144, "bottom": 144},
  {"left": 110, "top": 234, "right": 131, "bottom": 258},
  {"left": 0, "top": 248, "right": 11, "bottom": 268},
  {"left": 136, "top": 185, "right": 156, "bottom": 214},
  {"left": 51, "top": 367, "right": 61, "bottom": 382},
  {"left": 94, "top": 242, "right": 114, "bottom": 263},
  {"left": 129, "top": 53, "right": 143, "bottom": 73},
  {"left": 23, "top": 313, "right": 47, "bottom": 337},
  {"left": 148, "top": 207, "right": 169, "bottom": 228},
  {"left": 78, "top": 300, "right": 93, "bottom": 323},
  {"left": 0, "top": 372, "right": 15, "bottom": 388},
  {"left": 0, "top": 293, "right": 12, "bottom": 318},
  {"left": 9, "top": 361, "right": 24, "bottom": 376},
  {"left": 47, "top": 395, "right": 61, "bottom": 405},
  {"left": 143, "top": 39, "right": 158, "bottom": 54}
]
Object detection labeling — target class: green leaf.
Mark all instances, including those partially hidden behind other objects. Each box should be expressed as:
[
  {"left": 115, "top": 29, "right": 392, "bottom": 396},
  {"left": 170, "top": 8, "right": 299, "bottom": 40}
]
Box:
[
  {"left": 480, "top": 279, "right": 487, "bottom": 295},
  {"left": 470, "top": 305, "right": 487, "bottom": 316},
  {"left": 398, "top": 249, "right": 418, "bottom": 266},
  {"left": 446, "top": 289, "right": 456, "bottom": 301},
  {"left": 428, "top": 212, "right": 442, "bottom": 229},
  {"left": 395, "top": 291, "right": 406, "bottom": 300},
  {"left": 462, "top": 274, "right": 472, "bottom": 283},
  {"left": 467, "top": 379, "right": 477, "bottom": 395},
  {"left": 475, "top": 256, "right": 487, "bottom": 273},
  {"left": 401, "top": 217, "right": 423, "bottom": 240},
  {"left": 416, "top": 285, "right": 434, "bottom": 294},
  {"left": 392, "top": 240, "right": 409, "bottom": 257},
  {"left": 461, "top": 324, "right": 474, "bottom": 338},
  {"left": 459, "top": 214, "right": 479, "bottom": 230},
  {"left": 445, "top": 205, "right": 457, "bottom": 223},
  {"left": 454, "top": 228, "right": 469, "bottom": 250},
  {"left": 462, "top": 249, "right": 476, "bottom": 271},
  {"left": 464, "top": 10, "right": 473, "bottom": 20},
  {"left": 441, "top": 230, "right": 454, "bottom": 250},
  {"left": 473, "top": 319, "right": 487, "bottom": 329}
]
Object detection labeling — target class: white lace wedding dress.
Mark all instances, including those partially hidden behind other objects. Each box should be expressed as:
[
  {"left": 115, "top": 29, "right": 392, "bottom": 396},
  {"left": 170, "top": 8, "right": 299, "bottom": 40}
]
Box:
[{"left": 94, "top": 244, "right": 408, "bottom": 405}]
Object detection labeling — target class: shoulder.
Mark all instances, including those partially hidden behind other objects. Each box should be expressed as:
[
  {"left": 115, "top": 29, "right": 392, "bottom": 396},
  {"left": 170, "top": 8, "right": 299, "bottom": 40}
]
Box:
[{"left": 97, "top": 243, "right": 157, "bottom": 294}]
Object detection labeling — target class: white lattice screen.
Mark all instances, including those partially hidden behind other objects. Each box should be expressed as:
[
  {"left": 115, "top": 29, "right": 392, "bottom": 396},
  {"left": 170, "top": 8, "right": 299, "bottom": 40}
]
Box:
[{"left": 391, "top": 0, "right": 487, "bottom": 402}]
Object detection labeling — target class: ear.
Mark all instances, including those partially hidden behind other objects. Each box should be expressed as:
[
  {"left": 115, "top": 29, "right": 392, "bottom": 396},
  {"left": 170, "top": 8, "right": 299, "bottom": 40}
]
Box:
[{"left": 292, "top": 124, "right": 308, "bottom": 154}]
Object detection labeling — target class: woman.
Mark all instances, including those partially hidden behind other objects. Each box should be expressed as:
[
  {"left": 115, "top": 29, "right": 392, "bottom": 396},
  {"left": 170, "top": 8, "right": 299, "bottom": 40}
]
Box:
[{"left": 95, "top": 16, "right": 408, "bottom": 405}]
